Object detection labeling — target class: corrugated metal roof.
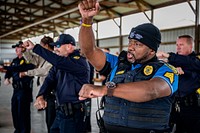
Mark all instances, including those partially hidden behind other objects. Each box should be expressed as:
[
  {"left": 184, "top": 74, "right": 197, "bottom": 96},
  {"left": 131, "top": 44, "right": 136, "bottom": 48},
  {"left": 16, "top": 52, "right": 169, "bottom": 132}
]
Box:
[{"left": 0, "top": 0, "right": 192, "bottom": 40}]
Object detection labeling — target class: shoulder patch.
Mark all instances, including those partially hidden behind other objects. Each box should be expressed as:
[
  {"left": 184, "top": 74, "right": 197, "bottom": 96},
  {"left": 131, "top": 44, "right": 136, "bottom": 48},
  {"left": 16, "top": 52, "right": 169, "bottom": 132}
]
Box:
[
  {"left": 143, "top": 65, "right": 153, "bottom": 76},
  {"left": 165, "top": 63, "right": 178, "bottom": 74},
  {"left": 196, "top": 88, "right": 200, "bottom": 94},
  {"left": 73, "top": 56, "right": 80, "bottom": 60},
  {"left": 196, "top": 55, "right": 200, "bottom": 60},
  {"left": 20, "top": 59, "right": 24, "bottom": 65},
  {"left": 164, "top": 72, "right": 174, "bottom": 84}
]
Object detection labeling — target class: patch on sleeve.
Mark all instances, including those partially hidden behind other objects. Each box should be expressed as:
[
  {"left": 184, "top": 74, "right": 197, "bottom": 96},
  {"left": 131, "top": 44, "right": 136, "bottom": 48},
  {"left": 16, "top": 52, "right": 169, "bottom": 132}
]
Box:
[
  {"left": 143, "top": 65, "right": 153, "bottom": 76},
  {"left": 164, "top": 72, "right": 174, "bottom": 84},
  {"left": 165, "top": 63, "right": 178, "bottom": 74},
  {"left": 73, "top": 56, "right": 80, "bottom": 60},
  {"left": 20, "top": 59, "right": 24, "bottom": 65},
  {"left": 196, "top": 55, "right": 200, "bottom": 60}
]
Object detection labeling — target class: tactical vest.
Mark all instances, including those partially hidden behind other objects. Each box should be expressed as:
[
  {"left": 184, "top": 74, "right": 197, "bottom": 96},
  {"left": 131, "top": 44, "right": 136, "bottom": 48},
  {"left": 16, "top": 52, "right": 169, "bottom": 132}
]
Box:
[{"left": 103, "top": 60, "right": 173, "bottom": 130}]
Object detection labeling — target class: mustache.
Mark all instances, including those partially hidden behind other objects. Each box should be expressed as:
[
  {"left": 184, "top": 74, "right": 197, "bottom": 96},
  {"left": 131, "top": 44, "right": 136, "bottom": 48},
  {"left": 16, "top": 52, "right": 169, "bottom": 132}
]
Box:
[{"left": 127, "top": 51, "right": 135, "bottom": 58}]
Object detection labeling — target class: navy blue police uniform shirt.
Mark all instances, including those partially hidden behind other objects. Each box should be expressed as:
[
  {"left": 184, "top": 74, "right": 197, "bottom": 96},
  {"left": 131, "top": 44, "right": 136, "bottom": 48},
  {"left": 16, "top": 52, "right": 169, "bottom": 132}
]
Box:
[
  {"left": 32, "top": 44, "right": 90, "bottom": 104},
  {"left": 168, "top": 52, "right": 200, "bottom": 97},
  {"left": 4, "top": 56, "right": 35, "bottom": 102},
  {"left": 4, "top": 56, "right": 35, "bottom": 82}
]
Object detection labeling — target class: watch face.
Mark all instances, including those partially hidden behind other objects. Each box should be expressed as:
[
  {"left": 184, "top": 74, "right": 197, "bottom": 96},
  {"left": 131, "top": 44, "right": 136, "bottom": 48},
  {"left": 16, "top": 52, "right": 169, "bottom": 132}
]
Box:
[{"left": 106, "top": 82, "right": 116, "bottom": 89}]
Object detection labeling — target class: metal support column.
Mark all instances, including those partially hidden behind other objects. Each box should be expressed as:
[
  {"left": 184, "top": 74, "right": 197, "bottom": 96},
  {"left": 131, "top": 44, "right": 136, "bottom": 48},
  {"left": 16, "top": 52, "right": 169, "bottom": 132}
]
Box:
[{"left": 195, "top": 0, "right": 199, "bottom": 53}]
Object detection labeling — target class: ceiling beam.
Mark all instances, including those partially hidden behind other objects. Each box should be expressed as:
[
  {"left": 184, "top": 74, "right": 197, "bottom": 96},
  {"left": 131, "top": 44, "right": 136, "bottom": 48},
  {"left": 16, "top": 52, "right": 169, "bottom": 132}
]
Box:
[{"left": 0, "top": 7, "right": 79, "bottom": 39}]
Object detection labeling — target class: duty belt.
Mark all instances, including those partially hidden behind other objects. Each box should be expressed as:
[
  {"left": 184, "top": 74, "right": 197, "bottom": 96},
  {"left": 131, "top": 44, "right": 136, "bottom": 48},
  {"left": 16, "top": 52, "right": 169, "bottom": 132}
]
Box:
[
  {"left": 58, "top": 102, "right": 84, "bottom": 116},
  {"left": 176, "top": 93, "right": 199, "bottom": 107},
  {"left": 12, "top": 81, "right": 23, "bottom": 90}
]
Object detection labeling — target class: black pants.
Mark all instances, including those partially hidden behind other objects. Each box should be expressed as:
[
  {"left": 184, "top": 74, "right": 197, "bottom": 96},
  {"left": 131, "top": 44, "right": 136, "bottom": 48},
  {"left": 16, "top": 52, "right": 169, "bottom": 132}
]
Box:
[
  {"left": 172, "top": 106, "right": 200, "bottom": 133},
  {"left": 50, "top": 107, "right": 87, "bottom": 133},
  {"left": 46, "top": 97, "right": 56, "bottom": 133},
  {"left": 12, "top": 90, "right": 31, "bottom": 133}
]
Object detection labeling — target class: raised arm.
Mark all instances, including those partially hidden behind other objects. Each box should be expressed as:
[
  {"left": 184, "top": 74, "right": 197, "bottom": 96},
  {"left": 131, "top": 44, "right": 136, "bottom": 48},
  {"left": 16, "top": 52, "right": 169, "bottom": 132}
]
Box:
[{"left": 78, "top": 0, "right": 106, "bottom": 71}]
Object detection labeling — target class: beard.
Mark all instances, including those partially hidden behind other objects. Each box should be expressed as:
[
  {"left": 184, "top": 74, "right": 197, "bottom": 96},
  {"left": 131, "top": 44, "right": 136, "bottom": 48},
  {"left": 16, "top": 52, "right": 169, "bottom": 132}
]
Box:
[{"left": 134, "top": 51, "right": 151, "bottom": 63}]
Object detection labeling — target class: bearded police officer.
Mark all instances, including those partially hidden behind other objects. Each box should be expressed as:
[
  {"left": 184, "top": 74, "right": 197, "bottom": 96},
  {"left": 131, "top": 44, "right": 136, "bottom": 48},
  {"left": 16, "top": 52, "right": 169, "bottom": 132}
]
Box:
[{"left": 78, "top": 1, "right": 179, "bottom": 133}]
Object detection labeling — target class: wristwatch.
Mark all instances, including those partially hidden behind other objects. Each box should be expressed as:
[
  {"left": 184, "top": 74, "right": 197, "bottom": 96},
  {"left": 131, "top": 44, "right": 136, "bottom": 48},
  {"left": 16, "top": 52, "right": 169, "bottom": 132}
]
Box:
[{"left": 105, "top": 81, "right": 117, "bottom": 96}]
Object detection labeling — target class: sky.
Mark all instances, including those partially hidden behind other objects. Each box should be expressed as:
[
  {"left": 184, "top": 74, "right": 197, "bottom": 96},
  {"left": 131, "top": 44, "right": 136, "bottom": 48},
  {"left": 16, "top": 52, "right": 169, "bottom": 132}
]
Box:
[{"left": 28, "top": 1, "right": 196, "bottom": 44}]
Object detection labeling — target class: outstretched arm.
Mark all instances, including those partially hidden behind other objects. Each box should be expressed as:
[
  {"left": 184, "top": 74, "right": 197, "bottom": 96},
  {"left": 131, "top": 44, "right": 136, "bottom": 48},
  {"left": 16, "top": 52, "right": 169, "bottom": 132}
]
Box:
[
  {"left": 79, "top": 77, "right": 171, "bottom": 102},
  {"left": 78, "top": 0, "right": 106, "bottom": 71}
]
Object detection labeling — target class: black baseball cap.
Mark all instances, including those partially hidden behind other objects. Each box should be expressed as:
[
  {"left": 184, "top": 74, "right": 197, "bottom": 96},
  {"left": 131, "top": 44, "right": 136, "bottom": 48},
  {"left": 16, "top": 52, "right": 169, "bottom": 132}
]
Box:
[
  {"left": 12, "top": 41, "right": 23, "bottom": 48},
  {"left": 50, "top": 34, "right": 76, "bottom": 47}
]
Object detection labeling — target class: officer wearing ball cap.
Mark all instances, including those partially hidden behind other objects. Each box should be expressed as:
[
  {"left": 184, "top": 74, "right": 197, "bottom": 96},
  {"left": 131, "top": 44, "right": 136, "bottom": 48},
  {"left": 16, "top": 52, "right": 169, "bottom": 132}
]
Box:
[
  {"left": 3, "top": 40, "right": 35, "bottom": 133},
  {"left": 12, "top": 40, "right": 23, "bottom": 48},
  {"left": 78, "top": 0, "right": 179, "bottom": 132},
  {"left": 23, "top": 34, "right": 90, "bottom": 133}
]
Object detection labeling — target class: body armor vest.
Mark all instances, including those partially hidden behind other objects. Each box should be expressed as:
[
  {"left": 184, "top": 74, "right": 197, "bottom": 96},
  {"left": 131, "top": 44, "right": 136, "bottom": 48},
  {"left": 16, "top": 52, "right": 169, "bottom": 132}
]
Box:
[{"left": 103, "top": 60, "right": 173, "bottom": 130}]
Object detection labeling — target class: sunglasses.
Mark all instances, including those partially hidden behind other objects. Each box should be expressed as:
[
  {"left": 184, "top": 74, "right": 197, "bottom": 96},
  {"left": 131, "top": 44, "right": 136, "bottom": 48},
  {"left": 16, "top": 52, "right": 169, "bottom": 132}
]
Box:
[{"left": 55, "top": 45, "right": 61, "bottom": 48}]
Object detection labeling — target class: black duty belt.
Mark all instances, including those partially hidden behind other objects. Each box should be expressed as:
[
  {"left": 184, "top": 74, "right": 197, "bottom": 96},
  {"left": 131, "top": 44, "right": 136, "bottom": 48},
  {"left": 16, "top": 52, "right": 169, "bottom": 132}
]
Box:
[
  {"left": 12, "top": 80, "right": 33, "bottom": 90},
  {"left": 176, "top": 93, "right": 200, "bottom": 107},
  {"left": 58, "top": 102, "right": 84, "bottom": 116},
  {"left": 12, "top": 81, "right": 23, "bottom": 90}
]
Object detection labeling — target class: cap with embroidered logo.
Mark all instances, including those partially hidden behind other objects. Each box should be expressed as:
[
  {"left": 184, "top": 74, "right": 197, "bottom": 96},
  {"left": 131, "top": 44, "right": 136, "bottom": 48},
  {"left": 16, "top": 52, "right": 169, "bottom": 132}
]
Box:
[
  {"left": 128, "top": 23, "right": 161, "bottom": 52},
  {"left": 50, "top": 34, "right": 76, "bottom": 47}
]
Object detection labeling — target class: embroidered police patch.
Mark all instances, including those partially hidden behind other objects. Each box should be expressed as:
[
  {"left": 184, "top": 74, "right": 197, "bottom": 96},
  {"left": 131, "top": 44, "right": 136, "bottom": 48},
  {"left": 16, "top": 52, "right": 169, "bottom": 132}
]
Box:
[
  {"left": 20, "top": 59, "right": 24, "bottom": 65},
  {"left": 164, "top": 72, "right": 174, "bottom": 84},
  {"left": 143, "top": 65, "right": 153, "bottom": 76},
  {"left": 196, "top": 55, "right": 200, "bottom": 60},
  {"left": 165, "top": 63, "right": 178, "bottom": 74},
  {"left": 73, "top": 56, "right": 80, "bottom": 59},
  {"left": 129, "top": 31, "right": 143, "bottom": 40},
  {"left": 196, "top": 88, "right": 200, "bottom": 94}
]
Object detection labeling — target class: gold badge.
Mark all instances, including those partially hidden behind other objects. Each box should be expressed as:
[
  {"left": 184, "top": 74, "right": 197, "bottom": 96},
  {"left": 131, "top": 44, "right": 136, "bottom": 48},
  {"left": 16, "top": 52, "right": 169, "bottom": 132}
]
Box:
[
  {"left": 143, "top": 65, "right": 153, "bottom": 76},
  {"left": 116, "top": 70, "right": 125, "bottom": 75},
  {"left": 20, "top": 59, "right": 24, "bottom": 65},
  {"left": 73, "top": 56, "right": 80, "bottom": 59},
  {"left": 164, "top": 72, "right": 174, "bottom": 84}
]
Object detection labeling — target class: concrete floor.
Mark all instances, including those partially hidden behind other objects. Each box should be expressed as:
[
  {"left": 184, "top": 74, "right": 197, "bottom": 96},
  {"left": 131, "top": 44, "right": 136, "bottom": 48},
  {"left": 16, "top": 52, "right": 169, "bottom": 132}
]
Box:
[{"left": 0, "top": 73, "right": 101, "bottom": 133}]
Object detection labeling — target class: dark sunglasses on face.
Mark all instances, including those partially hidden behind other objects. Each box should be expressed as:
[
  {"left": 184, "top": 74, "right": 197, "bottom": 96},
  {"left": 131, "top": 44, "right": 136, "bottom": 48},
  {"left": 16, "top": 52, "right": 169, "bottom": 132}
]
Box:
[{"left": 55, "top": 45, "right": 61, "bottom": 48}]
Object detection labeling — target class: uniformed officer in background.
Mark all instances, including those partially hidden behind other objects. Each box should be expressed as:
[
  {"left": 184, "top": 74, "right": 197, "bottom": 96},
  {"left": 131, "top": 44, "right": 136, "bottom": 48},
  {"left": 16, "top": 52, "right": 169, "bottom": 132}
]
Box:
[
  {"left": 78, "top": 1, "right": 178, "bottom": 133},
  {"left": 23, "top": 34, "right": 91, "bottom": 133},
  {"left": 1, "top": 41, "right": 35, "bottom": 133},
  {"left": 157, "top": 35, "right": 200, "bottom": 133},
  {"left": 19, "top": 36, "right": 56, "bottom": 133}
]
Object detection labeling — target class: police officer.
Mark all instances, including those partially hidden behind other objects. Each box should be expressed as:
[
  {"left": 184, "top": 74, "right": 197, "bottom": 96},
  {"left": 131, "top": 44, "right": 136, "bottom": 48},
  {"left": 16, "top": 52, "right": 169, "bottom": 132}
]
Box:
[
  {"left": 3, "top": 41, "right": 35, "bottom": 133},
  {"left": 78, "top": 1, "right": 179, "bottom": 133},
  {"left": 20, "top": 36, "right": 56, "bottom": 133},
  {"left": 23, "top": 34, "right": 90, "bottom": 133},
  {"left": 157, "top": 35, "right": 200, "bottom": 133}
]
